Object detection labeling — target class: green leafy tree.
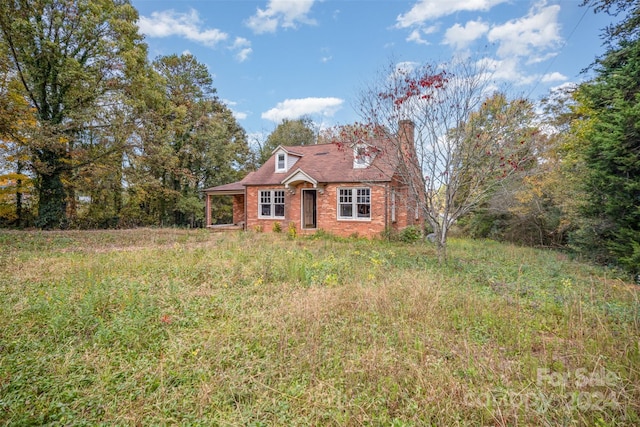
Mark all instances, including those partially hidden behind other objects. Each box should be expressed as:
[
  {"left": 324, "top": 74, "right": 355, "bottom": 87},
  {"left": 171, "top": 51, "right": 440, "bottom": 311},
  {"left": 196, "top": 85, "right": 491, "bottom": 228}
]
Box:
[
  {"left": 0, "top": 0, "right": 147, "bottom": 228},
  {"left": 460, "top": 87, "right": 579, "bottom": 247},
  {"left": 258, "top": 117, "right": 316, "bottom": 164},
  {"left": 0, "top": 50, "right": 35, "bottom": 226},
  {"left": 568, "top": 0, "right": 640, "bottom": 273},
  {"left": 128, "top": 54, "right": 251, "bottom": 227},
  {"left": 572, "top": 42, "right": 640, "bottom": 272}
]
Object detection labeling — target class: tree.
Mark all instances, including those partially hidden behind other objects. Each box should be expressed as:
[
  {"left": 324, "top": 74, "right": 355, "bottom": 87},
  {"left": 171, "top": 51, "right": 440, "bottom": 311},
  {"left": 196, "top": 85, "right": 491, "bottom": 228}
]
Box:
[
  {"left": 582, "top": 0, "right": 639, "bottom": 48},
  {"left": 127, "top": 54, "right": 251, "bottom": 227},
  {"left": 258, "top": 117, "right": 316, "bottom": 164},
  {"left": 458, "top": 89, "right": 575, "bottom": 247},
  {"left": 0, "top": 49, "right": 35, "bottom": 226},
  {"left": 568, "top": 0, "right": 640, "bottom": 273},
  {"left": 0, "top": 0, "right": 147, "bottom": 228},
  {"left": 571, "top": 41, "right": 640, "bottom": 272},
  {"left": 356, "top": 59, "right": 535, "bottom": 262}
]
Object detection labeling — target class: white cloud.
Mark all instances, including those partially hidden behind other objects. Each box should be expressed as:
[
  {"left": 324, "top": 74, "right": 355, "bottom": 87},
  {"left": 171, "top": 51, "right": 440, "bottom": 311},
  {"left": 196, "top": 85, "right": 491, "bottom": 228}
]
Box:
[
  {"left": 139, "top": 10, "right": 252, "bottom": 62},
  {"left": 406, "top": 25, "right": 438, "bottom": 45},
  {"left": 443, "top": 20, "right": 489, "bottom": 50},
  {"left": 550, "top": 82, "right": 578, "bottom": 94},
  {"left": 488, "top": 3, "right": 562, "bottom": 59},
  {"left": 541, "top": 72, "right": 567, "bottom": 83},
  {"left": 320, "top": 47, "right": 333, "bottom": 63},
  {"left": 246, "top": 0, "right": 317, "bottom": 34},
  {"left": 138, "top": 9, "right": 228, "bottom": 46},
  {"left": 230, "top": 37, "right": 253, "bottom": 62},
  {"left": 262, "top": 97, "right": 343, "bottom": 122},
  {"left": 477, "top": 57, "right": 536, "bottom": 86},
  {"left": 235, "top": 49, "right": 253, "bottom": 62},
  {"left": 396, "top": 0, "right": 507, "bottom": 28},
  {"left": 476, "top": 58, "right": 569, "bottom": 89},
  {"left": 233, "top": 111, "right": 249, "bottom": 120},
  {"left": 223, "top": 99, "right": 249, "bottom": 121},
  {"left": 396, "top": 61, "right": 420, "bottom": 73}
]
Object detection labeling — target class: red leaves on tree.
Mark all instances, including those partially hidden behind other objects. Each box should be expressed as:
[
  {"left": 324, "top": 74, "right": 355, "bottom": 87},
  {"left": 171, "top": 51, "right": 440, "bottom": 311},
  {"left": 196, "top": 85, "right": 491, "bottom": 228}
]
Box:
[{"left": 380, "top": 70, "right": 448, "bottom": 108}]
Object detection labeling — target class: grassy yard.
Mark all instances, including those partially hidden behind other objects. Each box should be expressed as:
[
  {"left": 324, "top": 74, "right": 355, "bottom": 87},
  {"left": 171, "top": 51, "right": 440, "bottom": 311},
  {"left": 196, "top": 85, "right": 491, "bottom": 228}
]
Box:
[{"left": 0, "top": 228, "right": 638, "bottom": 426}]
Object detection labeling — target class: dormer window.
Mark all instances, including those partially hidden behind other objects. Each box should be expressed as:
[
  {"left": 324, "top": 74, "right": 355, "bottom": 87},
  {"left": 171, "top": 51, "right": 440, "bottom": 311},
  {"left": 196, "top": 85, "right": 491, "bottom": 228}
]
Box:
[
  {"left": 276, "top": 152, "right": 286, "bottom": 172},
  {"left": 353, "top": 144, "right": 372, "bottom": 169}
]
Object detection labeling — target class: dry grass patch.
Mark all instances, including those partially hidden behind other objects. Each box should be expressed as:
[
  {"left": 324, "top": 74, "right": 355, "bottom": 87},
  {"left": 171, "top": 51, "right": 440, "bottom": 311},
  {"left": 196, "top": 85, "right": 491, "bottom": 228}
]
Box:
[{"left": 0, "top": 229, "right": 638, "bottom": 425}]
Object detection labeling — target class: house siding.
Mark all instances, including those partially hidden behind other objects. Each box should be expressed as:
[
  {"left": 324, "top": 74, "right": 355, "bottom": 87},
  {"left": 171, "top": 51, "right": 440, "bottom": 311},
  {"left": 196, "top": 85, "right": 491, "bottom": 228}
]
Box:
[{"left": 245, "top": 182, "right": 390, "bottom": 238}]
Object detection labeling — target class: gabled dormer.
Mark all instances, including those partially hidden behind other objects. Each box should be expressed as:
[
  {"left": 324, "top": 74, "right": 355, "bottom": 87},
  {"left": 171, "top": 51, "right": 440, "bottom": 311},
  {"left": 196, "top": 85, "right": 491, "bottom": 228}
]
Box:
[
  {"left": 353, "top": 141, "right": 377, "bottom": 169},
  {"left": 273, "top": 146, "right": 301, "bottom": 173}
]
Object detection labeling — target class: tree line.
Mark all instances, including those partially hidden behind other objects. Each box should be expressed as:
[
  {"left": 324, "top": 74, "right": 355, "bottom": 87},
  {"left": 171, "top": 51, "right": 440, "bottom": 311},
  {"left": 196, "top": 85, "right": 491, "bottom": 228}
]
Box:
[
  {"left": 1, "top": 0, "right": 638, "bottom": 275},
  {"left": 461, "top": 0, "right": 639, "bottom": 275},
  {"left": 0, "top": 0, "right": 254, "bottom": 229}
]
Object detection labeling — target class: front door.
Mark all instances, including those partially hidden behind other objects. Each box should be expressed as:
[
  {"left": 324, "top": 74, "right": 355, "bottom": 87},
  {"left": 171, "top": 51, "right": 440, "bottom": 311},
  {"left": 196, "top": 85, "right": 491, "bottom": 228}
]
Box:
[{"left": 302, "top": 189, "right": 317, "bottom": 229}]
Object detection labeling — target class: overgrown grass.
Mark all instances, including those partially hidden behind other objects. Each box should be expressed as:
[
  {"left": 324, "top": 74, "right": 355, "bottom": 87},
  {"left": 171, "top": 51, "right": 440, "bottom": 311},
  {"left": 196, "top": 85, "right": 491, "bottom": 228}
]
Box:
[{"left": 0, "top": 228, "right": 638, "bottom": 425}]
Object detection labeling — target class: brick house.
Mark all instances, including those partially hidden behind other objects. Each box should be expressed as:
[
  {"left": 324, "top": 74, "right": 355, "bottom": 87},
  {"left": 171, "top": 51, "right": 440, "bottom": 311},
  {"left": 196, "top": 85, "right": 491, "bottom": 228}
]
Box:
[{"left": 204, "top": 120, "right": 424, "bottom": 238}]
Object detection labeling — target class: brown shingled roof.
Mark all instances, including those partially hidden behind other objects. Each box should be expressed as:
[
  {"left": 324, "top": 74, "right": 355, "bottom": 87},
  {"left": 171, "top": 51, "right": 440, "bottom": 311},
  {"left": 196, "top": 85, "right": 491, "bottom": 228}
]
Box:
[
  {"left": 243, "top": 142, "right": 398, "bottom": 186},
  {"left": 203, "top": 172, "right": 254, "bottom": 193},
  {"left": 204, "top": 122, "right": 413, "bottom": 194}
]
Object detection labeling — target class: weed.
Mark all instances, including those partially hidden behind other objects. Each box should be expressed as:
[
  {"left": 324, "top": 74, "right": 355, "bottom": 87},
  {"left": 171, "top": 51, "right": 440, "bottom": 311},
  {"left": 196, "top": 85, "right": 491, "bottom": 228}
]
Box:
[
  {"left": 287, "top": 222, "right": 297, "bottom": 239},
  {"left": 0, "top": 229, "right": 638, "bottom": 425}
]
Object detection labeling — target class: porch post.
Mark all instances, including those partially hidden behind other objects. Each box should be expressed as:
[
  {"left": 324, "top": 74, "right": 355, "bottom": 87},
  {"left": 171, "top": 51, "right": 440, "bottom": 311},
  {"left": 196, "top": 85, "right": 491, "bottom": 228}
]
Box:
[{"left": 205, "top": 193, "right": 211, "bottom": 227}]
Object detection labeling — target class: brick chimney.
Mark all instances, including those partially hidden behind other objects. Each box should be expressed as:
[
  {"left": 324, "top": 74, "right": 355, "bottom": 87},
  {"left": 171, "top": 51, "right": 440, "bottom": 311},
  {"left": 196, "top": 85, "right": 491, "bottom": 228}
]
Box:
[
  {"left": 397, "top": 119, "right": 416, "bottom": 163},
  {"left": 398, "top": 119, "right": 414, "bottom": 147}
]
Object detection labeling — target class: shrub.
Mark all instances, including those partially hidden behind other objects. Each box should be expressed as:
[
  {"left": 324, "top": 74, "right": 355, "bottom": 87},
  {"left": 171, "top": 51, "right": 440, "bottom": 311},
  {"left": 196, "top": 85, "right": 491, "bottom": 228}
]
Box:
[
  {"left": 272, "top": 222, "right": 282, "bottom": 233},
  {"left": 399, "top": 225, "right": 421, "bottom": 243},
  {"left": 287, "top": 222, "right": 297, "bottom": 239}
]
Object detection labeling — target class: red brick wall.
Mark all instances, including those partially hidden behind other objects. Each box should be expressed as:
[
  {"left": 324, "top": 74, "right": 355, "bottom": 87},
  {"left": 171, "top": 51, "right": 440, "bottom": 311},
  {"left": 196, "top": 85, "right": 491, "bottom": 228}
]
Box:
[
  {"left": 244, "top": 181, "right": 422, "bottom": 237},
  {"left": 390, "top": 185, "right": 422, "bottom": 231},
  {"left": 316, "top": 183, "right": 387, "bottom": 237},
  {"left": 245, "top": 183, "right": 389, "bottom": 237},
  {"left": 232, "top": 194, "right": 245, "bottom": 225}
]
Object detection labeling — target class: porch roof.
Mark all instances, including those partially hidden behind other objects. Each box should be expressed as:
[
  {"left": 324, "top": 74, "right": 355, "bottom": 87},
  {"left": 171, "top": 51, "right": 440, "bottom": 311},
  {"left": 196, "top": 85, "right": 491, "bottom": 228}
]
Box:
[{"left": 203, "top": 178, "right": 248, "bottom": 195}]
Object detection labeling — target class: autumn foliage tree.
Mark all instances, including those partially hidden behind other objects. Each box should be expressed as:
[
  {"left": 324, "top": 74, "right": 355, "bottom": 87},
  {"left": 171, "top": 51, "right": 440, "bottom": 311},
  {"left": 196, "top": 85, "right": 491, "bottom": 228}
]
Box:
[
  {"left": 123, "top": 54, "right": 251, "bottom": 227},
  {"left": 0, "top": 50, "right": 35, "bottom": 226},
  {"left": 0, "top": 0, "right": 147, "bottom": 228},
  {"left": 357, "top": 58, "right": 536, "bottom": 261}
]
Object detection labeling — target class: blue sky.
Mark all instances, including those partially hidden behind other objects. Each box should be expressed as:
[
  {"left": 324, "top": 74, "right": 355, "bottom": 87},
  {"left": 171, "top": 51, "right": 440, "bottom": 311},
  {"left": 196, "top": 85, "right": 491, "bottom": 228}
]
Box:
[{"left": 132, "top": 0, "right": 615, "bottom": 142}]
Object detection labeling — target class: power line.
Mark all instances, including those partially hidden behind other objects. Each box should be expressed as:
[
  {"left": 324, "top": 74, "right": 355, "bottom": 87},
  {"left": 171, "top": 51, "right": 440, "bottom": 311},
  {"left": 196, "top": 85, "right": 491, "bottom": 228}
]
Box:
[{"left": 527, "top": 4, "right": 592, "bottom": 99}]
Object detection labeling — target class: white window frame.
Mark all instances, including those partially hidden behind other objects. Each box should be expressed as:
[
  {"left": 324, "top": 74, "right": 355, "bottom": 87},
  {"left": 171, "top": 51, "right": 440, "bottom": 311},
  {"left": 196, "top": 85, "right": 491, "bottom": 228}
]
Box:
[
  {"left": 337, "top": 187, "right": 371, "bottom": 220},
  {"left": 353, "top": 144, "right": 372, "bottom": 169},
  {"left": 259, "top": 189, "right": 285, "bottom": 219},
  {"left": 276, "top": 152, "right": 286, "bottom": 172}
]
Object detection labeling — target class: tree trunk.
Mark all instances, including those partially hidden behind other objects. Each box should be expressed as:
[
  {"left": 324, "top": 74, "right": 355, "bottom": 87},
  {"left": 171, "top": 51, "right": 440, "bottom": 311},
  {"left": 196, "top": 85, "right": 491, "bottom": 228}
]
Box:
[
  {"left": 436, "top": 227, "right": 448, "bottom": 264},
  {"left": 37, "top": 170, "right": 67, "bottom": 229},
  {"left": 15, "top": 179, "right": 23, "bottom": 228},
  {"left": 15, "top": 161, "right": 23, "bottom": 227}
]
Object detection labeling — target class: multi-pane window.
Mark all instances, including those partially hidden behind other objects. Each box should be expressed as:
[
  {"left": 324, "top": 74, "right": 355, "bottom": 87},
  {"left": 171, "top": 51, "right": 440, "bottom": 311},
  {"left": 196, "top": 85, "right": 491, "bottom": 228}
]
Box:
[
  {"left": 259, "top": 190, "right": 285, "bottom": 218},
  {"left": 338, "top": 188, "right": 370, "bottom": 220},
  {"left": 353, "top": 145, "right": 371, "bottom": 168},
  {"left": 276, "top": 153, "right": 286, "bottom": 171}
]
